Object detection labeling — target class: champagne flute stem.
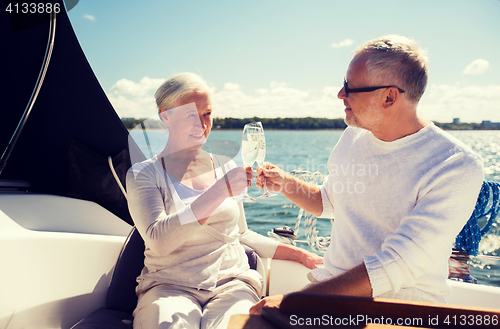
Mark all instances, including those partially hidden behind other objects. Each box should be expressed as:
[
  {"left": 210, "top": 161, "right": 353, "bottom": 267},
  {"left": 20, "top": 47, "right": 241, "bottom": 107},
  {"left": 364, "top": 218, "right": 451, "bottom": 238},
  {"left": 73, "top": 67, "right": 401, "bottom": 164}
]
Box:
[{"left": 258, "top": 175, "right": 277, "bottom": 198}]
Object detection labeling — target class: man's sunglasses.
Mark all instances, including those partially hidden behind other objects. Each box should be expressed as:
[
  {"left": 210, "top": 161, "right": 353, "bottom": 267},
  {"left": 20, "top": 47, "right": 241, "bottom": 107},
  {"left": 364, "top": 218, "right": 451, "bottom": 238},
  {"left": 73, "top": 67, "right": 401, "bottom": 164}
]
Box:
[{"left": 343, "top": 78, "right": 405, "bottom": 96}]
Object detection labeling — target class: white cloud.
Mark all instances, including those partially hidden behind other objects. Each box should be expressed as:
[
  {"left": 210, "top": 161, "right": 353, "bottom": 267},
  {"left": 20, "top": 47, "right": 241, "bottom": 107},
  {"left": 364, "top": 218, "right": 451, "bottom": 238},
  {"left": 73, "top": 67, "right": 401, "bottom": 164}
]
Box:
[
  {"left": 107, "top": 76, "right": 500, "bottom": 124},
  {"left": 107, "top": 77, "right": 344, "bottom": 119},
  {"left": 222, "top": 82, "right": 241, "bottom": 91},
  {"left": 419, "top": 84, "right": 500, "bottom": 123},
  {"left": 214, "top": 82, "right": 500, "bottom": 123},
  {"left": 107, "top": 77, "right": 165, "bottom": 118},
  {"left": 112, "top": 77, "right": 165, "bottom": 96},
  {"left": 107, "top": 93, "right": 157, "bottom": 119},
  {"left": 463, "top": 59, "right": 490, "bottom": 75},
  {"left": 331, "top": 38, "right": 354, "bottom": 48},
  {"left": 83, "top": 14, "right": 96, "bottom": 22},
  {"left": 212, "top": 81, "right": 344, "bottom": 119}
]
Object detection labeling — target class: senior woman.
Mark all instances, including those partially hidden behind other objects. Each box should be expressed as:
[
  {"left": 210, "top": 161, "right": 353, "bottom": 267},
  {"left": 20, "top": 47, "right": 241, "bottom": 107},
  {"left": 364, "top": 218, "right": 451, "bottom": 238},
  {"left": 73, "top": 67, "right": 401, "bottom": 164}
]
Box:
[{"left": 126, "top": 72, "right": 322, "bottom": 329}]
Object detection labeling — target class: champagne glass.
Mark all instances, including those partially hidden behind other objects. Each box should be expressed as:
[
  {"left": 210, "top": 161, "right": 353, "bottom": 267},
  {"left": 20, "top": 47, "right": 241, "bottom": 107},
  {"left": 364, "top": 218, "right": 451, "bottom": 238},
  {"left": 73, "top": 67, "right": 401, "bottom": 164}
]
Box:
[
  {"left": 255, "top": 123, "right": 277, "bottom": 199},
  {"left": 240, "top": 123, "right": 261, "bottom": 202}
]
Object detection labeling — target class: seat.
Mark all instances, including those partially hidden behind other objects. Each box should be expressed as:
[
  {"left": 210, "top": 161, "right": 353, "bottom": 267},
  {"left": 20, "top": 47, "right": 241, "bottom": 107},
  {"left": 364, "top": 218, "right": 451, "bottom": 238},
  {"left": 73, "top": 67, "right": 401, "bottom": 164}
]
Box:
[
  {"left": 71, "top": 227, "right": 259, "bottom": 329},
  {"left": 70, "top": 228, "right": 144, "bottom": 328},
  {"left": 71, "top": 156, "right": 261, "bottom": 328}
]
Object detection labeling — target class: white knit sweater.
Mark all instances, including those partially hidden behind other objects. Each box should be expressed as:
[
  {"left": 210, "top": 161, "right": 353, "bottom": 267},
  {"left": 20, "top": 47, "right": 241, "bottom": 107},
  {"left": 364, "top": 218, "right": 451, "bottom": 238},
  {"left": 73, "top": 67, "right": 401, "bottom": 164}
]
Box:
[{"left": 313, "top": 124, "right": 483, "bottom": 303}]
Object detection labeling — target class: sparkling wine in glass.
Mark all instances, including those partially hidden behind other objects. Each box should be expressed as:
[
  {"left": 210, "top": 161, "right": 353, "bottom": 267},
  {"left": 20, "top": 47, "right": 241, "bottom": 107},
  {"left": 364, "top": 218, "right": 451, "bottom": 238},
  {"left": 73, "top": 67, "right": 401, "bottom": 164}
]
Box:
[
  {"left": 240, "top": 123, "right": 261, "bottom": 202},
  {"left": 254, "top": 123, "right": 277, "bottom": 199}
]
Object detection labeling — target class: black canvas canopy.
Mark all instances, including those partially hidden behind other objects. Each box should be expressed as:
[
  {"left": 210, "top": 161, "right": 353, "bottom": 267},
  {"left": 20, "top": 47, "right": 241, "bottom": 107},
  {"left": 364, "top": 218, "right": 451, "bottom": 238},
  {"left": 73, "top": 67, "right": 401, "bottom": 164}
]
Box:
[{"left": 1, "top": 1, "right": 142, "bottom": 224}]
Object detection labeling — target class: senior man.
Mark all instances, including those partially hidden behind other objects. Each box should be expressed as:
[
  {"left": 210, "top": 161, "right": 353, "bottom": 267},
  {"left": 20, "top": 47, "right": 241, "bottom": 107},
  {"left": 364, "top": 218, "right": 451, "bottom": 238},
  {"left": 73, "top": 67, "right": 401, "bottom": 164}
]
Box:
[{"left": 251, "top": 35, "right": 483, "bottom": 313}]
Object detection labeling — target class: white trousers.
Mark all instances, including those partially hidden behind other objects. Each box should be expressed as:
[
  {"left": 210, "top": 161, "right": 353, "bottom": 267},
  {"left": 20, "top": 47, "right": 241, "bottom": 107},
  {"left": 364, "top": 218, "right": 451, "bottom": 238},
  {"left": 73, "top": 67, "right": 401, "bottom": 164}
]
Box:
[{"left": 133, "top": 279, "right": 259, "bottom": 329}]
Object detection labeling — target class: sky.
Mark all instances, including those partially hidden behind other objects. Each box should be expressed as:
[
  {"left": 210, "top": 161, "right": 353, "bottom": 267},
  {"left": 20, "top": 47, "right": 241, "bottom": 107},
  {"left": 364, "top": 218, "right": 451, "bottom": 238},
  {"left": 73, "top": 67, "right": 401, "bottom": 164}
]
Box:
[{"left": 67, "top": 0, "right": 500, "bottom": 123}]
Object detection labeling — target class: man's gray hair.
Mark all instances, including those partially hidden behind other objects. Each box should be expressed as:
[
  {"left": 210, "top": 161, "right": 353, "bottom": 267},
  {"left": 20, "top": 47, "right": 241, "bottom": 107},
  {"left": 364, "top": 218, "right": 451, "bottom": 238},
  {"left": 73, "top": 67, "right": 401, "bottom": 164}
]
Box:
[
  {"left": 155, "top": 72, "right": 213, "bottom": 112},
  {"left": 354, "top": 35, "right": 428, "bottom": 103}
]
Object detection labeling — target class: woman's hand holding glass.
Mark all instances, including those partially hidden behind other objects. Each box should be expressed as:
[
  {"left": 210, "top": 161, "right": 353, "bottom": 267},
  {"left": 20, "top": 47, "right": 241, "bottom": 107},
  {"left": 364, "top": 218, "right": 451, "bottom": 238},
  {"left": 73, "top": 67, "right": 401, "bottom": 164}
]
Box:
[{"left": 218, "top": 166, "right": 254, "bottom": 198}]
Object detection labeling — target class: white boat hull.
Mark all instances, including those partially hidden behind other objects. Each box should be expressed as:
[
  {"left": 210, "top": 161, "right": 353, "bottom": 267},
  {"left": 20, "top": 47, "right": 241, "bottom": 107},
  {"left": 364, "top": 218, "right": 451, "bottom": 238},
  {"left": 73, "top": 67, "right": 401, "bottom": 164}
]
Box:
[
  {"left": 0, "top": 194, "right": 130, "bottom": 329},
  {"left": 1, "top": 194, "right": 499, "bottom": 328}
]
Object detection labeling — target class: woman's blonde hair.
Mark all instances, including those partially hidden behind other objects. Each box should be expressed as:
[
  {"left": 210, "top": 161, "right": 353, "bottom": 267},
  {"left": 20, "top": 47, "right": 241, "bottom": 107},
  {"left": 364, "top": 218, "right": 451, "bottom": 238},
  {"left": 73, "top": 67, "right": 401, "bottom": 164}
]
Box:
[{"left": 155, "top": 72, "right": 213, "bottom": 112}]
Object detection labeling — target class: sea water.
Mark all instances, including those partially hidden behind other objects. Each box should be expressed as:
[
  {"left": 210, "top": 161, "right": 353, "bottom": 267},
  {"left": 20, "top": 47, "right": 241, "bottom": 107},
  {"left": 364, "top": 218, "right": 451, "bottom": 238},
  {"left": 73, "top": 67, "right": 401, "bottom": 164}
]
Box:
[{"left": 130, "top": 129, "right": 500, "bottom": 287}]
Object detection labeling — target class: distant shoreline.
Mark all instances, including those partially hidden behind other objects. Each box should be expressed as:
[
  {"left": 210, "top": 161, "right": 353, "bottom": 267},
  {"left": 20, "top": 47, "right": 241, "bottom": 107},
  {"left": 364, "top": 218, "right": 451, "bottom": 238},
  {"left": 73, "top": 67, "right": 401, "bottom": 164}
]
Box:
[{"left": 121, "top": 117, "right": 500, "bottom": 131}]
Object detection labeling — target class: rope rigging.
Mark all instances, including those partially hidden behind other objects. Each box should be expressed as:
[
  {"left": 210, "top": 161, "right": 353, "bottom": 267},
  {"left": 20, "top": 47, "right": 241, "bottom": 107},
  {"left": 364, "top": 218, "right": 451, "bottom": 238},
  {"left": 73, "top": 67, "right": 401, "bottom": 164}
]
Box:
[
  {"left": 267, "top": 170, "right": 332, "bottom": 253},
  {"left": 454, "top": 181, "right": 500, "bottom": 255},
  {"left": 449, "top": 181, "right": 500, "bottom": 283}
]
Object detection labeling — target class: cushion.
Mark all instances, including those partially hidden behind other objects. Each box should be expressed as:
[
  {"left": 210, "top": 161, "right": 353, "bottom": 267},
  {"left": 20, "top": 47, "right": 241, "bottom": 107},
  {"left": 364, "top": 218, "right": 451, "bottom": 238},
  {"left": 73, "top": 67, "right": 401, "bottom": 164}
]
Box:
[
  {"left": 73, "top": 229, "right": 259, "bottom": 328},
  {"left": 106, "top": 228, "right": 145, "bottom": 314},
  {"left": 71, "top": 308, "right": 133, "bottom": 329},
  {"left": 243, "top": 244, "right": 258, "bottom": 270}
]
